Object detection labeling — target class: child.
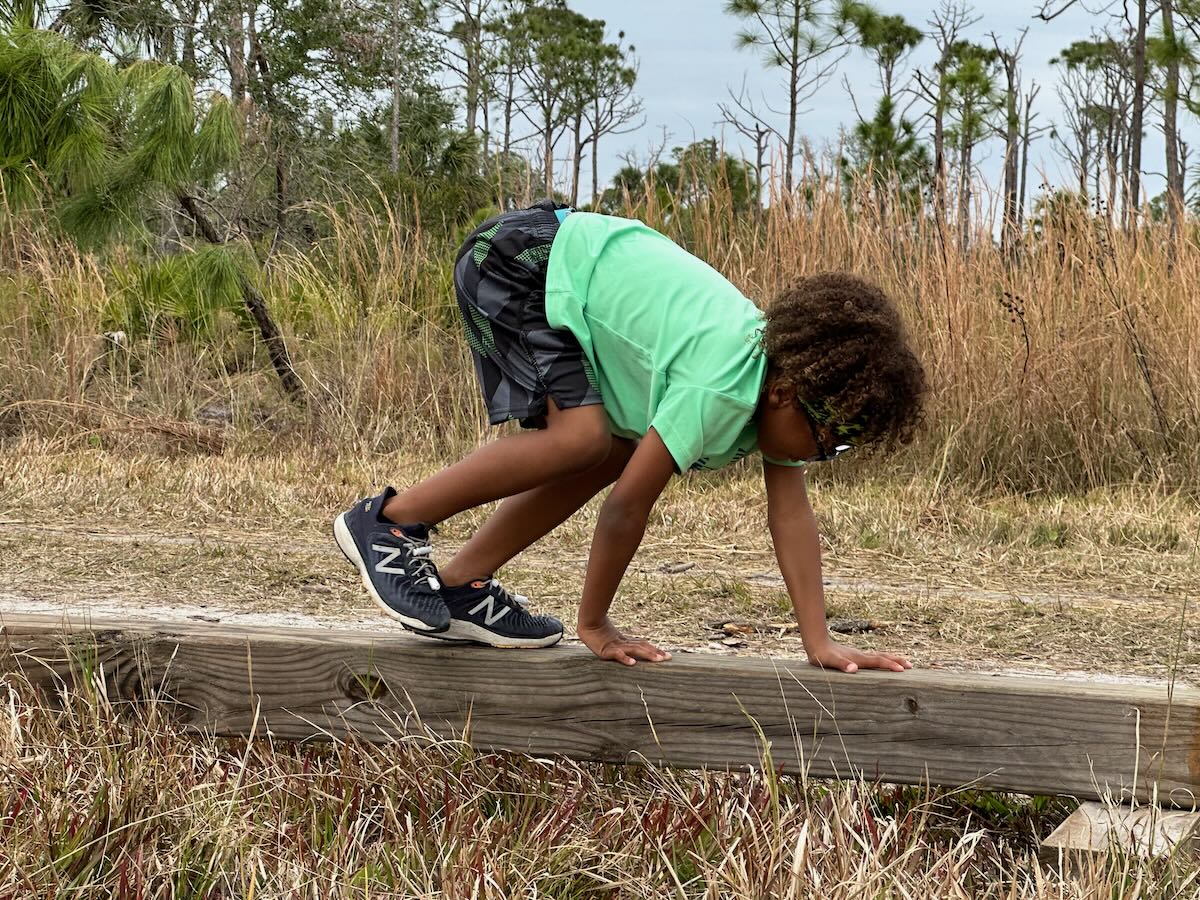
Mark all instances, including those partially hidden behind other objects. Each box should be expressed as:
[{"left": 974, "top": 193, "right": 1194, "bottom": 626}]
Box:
[{"left": 334, "top": 199, "right": 926, "bottom": 671}]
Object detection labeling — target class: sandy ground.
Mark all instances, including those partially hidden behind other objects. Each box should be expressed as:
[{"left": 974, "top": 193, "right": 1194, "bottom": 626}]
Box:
[
  {"left": 1, "top": 438, "right": 1197, "bottom": 684},
  {"left": 2, "top": 513, "right": 1195, "bottom": 686}
]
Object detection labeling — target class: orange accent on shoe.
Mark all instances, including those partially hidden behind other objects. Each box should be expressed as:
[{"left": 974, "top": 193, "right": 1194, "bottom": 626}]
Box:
[
  {"left": 390, "top": 527, "right": 406, "bottom": 538},
  {"left": 471, "top": 580, "right": 488, "bottom": 589}
]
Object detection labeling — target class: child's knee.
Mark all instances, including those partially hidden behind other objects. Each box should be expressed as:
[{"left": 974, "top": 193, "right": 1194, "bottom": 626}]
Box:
[
  {"left": 547, "top": 411, "right": 611, "bottom": 471},
  {"left": 564, "top": 431, "right": 612, "bottom": 472}
]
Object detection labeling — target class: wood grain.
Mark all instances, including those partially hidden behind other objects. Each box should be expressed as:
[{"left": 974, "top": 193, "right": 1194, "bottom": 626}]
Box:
[
  {"left": 1042, "top": 801, "right": 1200, "bottom": 857},
  {"left": 3, "top": 611, "right": 1199, "bottom": 806}
]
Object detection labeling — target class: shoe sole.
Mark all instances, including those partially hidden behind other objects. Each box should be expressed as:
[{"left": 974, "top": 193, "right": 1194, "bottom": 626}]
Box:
[
  {"left": 332, "top": 513, "right": 448, "bottom": 633},
  {"left": 409, "top": 619, "right": 564, "bottom": 649}
]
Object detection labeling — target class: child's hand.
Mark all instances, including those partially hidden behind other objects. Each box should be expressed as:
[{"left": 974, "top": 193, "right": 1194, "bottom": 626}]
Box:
[
  {"left": 806, "top": 639, "right": 911, "bottom": 674},
  {"left": 577, "top": 617, "right": 672, "bottom": 666}
]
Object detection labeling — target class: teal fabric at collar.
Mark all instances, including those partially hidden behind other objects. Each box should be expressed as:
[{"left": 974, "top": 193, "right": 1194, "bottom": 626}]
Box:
[{"left": 555, "top": 207, "right": 573, "bottom": 224}]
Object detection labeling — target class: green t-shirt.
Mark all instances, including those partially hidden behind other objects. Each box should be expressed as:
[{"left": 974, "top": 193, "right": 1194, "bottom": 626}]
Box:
[{"left": 544, "top": 212, "right": 802, "bottom": 473}]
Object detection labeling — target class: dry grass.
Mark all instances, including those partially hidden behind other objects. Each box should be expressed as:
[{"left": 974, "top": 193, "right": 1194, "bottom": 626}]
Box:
[
  {"left": 3, "top": 175, "right": 1200, "bottom": 492},
  {"left": 0, "top": 438, "right": 1196, "bottom": 682},
  {"left": 3, "top": 680, "right": 1198, "bottom": 898}
]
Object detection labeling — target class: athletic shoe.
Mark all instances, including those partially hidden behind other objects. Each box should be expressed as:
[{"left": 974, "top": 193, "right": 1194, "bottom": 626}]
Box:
[
  {"left": 432, "top": 577, "right": 564, "bottom": 648},
  {"left": 332, "top": 487, "right": 450, "bottom": 633}
]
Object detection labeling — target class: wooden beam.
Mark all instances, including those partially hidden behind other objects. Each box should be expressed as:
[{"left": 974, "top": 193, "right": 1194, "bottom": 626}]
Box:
[
  {"left": 2, "top": 611, "right": 1199, "bottom": 806},
  {"left": 1042, "top": 801, "right": 1200, "bottom": 859}
]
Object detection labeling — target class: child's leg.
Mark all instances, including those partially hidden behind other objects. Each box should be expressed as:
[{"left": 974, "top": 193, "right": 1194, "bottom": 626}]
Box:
[
  {"left": 437, "top": 437, "right": 637, "bottom": 587},
  {"left": 382, "top": 397, "right": 612, "bottom": 528}
]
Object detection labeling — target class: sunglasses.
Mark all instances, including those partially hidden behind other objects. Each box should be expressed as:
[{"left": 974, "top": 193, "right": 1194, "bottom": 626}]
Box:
[{"left": 800, "top": 405, "right": 854, "bottom": 463}]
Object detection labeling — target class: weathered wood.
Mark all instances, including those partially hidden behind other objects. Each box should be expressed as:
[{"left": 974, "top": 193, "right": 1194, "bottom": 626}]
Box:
[
  {"left": 1042, "top": 801, "right": 1200, "bottom": 860},
  {"left": 2, "top": 612, "right": 1199, "bottom": 806}
]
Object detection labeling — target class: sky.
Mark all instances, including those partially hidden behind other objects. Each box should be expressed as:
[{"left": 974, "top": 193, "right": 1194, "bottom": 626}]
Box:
[{"left": 557, "top": 0, "right": 1189, "bottom": 213}]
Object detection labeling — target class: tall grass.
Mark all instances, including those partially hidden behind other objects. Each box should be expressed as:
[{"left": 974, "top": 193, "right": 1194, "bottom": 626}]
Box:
[
  {"left": 1, "top": 172, "right": 1198, "bottom": 493},
  {"left": 3, "top": 680, "right": 1196, "bottom": 898}
]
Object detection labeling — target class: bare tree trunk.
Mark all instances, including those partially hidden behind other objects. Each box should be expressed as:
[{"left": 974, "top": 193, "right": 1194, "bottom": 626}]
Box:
[
  {"left": 181, "top": 0, "right": 200, "bottom": 75},
  {"left": 1162, "top": 0, "right": 1183, "bottom": 255},
  {"left": 464, "top": 3, "right": 480, "bottom": 136},
  {"left": 480, "top": 91, "right": 491, "bottom": 163},
  {"left": 228, "top": 3, "right": 246, "bottom": 102},
  {"left": 157, "top": 16, "right": 176, "bottom": 63},
  {"left": 1108, "top": 135, "right": 1120, "bottom": 228},
  {"left": 502, "top": 71, "right": 514, "bottom": 157},
  {"left": 926, "top": 6, "right": 972, "bottom": 234},
  {"left": 1078, "top": 143, "right": 1088, "bottom": 196},
  {"left": 1002, "top": 127, "right": 1019, "bottom": 252},
  {"left": 541, "top": 77, "right": 554, "bottom": 197},
  {"left": 389, "top": 0, "right": 401, "bottom": 175},
  {"left": 590, "top": 95, "right": 602, "bottom": 207},
  {"left": 248, "top": 8, "right": 286, "bottom": 234},
  {"left": 777, "top": 0, "right": 806, "bottom": 198},
  {"left": 1018, "top": 83, "right": 1039, "bottom": 225},
  {"left": 1127, "top": 0, "right": 1148, "bottom": 233},
  {"left": 999, "top": 47, "right": 1021, "bottom": 259},
  {"left": 390, "top": 67, "right": 400, "bottom": 175},
  {"left": 465, "top": 75, "right": 478, "bottom": 136},
  {"left": 755, "top": 124, "right": 767, "bottom": 224},
  {"left": 784, "top": 7, "right": 800, "bottom": 194},
  {"left": 495, "top": 71, "right": 514, "bottom": 207},
  {"left": 1117, "top": 94, "right": 1129, "bottom": 206},
  {"left": 933, "top": 92, "right": 947, "bottom": 231},
  {"left": 179, "top": 193, "right": 303, "bottom": 402},
  {"left": 590, "top": 132, "right": 600, "bottom": 207},
  {"left": 569, "top": 115, "right": 583, "bottom": 206},
  {"left": 958, "top": 137, "right": 971, "bottom": 249},
  {"left": 1076, "top": 126, "right": 1089, "bottom": 197}
]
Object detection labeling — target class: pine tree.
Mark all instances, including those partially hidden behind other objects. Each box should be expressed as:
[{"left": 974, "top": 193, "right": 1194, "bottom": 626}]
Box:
[{"left": 0, "top": 11, "right": 302, "bottom": 398}]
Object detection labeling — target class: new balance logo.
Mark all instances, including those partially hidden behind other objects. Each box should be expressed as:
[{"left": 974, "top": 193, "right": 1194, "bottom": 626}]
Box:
[
  {"left": 468, "top": 594, "right": 510, "bottom": 626},
  {"left": 371, "top": 544, "right": 407, "bottom": 575}
]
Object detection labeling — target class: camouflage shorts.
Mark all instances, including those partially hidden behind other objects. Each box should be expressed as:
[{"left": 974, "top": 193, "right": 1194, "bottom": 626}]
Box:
[{"left": 454, "top": 199, "right": 603, "bottom": 430}]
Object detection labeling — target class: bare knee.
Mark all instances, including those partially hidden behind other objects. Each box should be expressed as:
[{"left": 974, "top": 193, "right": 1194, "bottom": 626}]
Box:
[
  {"left": 554, "top": 423, "right": 611, "bottom": 472},
  {"left": 546, "top": 402, "right": 611, "bottom": 472}
]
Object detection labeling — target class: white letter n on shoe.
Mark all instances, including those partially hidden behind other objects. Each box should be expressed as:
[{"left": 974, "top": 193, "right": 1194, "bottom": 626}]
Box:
[
  {"left": 468, "top": 595, "right": 510, "bottom": 626},
  {"left": 371, "top": 544, "right": 406, "bottom": 575}
]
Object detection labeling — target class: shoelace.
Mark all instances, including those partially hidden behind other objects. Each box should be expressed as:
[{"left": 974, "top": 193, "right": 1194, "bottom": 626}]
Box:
[
  {"left": 406, "top": 544, "right": 441, "bottom": 590},
  {"left": 487, "top": 578, "right": 531, "bottom": 611},
  {"left": 377, "top": 531, "right": 441, "bottom": 591}
]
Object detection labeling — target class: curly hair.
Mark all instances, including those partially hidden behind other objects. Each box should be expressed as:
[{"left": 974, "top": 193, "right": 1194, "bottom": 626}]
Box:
[{"left": 762, "top": 272, "right": 927, "bottom": 454}]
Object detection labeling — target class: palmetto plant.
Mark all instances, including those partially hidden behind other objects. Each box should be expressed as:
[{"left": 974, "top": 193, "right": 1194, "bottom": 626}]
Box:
[{"left": 0, "top": 2, "right": 304, "bottom": 399}]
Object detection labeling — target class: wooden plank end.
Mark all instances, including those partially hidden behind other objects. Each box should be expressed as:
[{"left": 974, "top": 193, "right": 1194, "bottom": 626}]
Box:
[{"left": 1041, "top": 801, "right": 1200, "bottom": 860}]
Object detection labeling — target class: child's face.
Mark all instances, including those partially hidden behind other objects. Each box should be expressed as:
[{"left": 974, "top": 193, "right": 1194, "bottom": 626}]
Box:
[{"left": 757, "top": 383, "right": 839, "bottom": 463}]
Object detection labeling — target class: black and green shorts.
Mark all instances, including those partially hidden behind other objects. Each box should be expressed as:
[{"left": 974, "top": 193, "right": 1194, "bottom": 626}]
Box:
[{"left": 454, "top": 198, "right": 603, "bottom": 429}]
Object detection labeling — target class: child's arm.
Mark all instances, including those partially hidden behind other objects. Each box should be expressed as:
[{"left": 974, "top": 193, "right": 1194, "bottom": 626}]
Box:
[
  {"left": 763, "top": 461, "right": 911, "bottom": 674},
  {"left": 576, "top": 427, "right": 677, "bottom": 666}
]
